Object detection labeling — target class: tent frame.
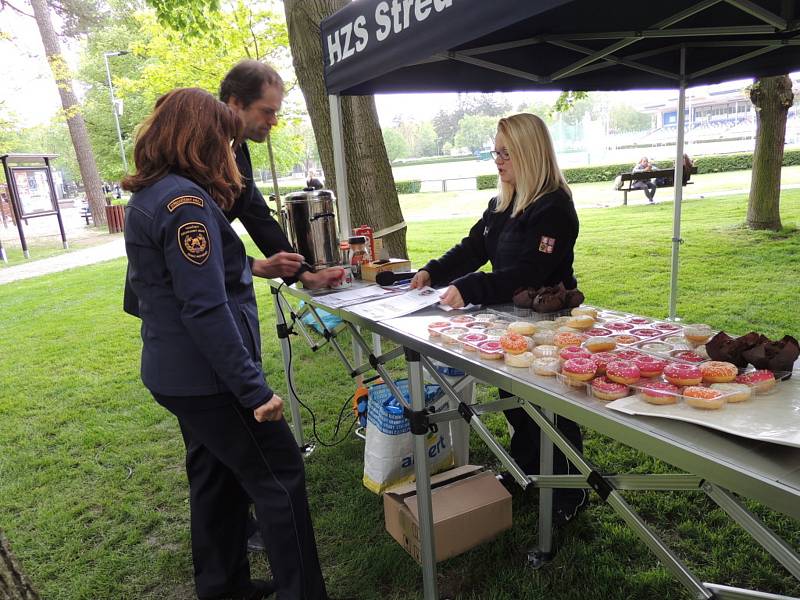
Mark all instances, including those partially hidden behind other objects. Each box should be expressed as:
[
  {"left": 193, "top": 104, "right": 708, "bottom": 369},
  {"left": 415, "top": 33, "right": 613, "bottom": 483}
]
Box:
[{"left": 327, "top": 0, "right": 798, "bottom": 318}]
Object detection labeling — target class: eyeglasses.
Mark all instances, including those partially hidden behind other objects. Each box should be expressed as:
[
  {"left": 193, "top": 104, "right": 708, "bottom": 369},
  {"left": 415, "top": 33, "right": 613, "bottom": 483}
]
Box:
[{"left": 490, "top": 149, "right": 511, "bottom": 161}]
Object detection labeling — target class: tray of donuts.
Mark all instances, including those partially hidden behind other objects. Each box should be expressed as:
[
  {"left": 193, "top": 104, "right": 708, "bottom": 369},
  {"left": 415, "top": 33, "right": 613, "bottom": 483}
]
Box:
[{"left": 557, "top": 346, "right": 789, "bottom": 409}]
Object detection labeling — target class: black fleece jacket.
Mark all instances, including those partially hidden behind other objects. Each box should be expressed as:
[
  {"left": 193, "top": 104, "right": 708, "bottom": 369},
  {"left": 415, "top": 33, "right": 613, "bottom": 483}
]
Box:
[{"left": 421, "top": 188, "right": 579, "bottom": 305}]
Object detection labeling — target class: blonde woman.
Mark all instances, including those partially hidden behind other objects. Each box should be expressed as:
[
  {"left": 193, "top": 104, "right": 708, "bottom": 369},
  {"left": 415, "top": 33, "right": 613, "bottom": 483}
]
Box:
[{"left": 410, "top": 113, "right": 587, "bottom": 525}]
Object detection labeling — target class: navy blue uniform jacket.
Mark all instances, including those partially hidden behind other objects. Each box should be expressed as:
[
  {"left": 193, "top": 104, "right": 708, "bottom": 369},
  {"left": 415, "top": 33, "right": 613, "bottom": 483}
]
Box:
[
  {"left": 123, "top": 173, "right": 273, "bottom": 409},
  {"left": 422, "top": 189, "right": 579, "bottom": 305}
]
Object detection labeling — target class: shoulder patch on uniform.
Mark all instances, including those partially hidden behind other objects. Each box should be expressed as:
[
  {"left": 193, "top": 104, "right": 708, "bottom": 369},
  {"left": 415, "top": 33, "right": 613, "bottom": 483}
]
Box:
[
  {"left": 178, "top": 222, "right": 211, "bottom": 265},
  {"left": 167, "top": 195, "right": 204, "bottom": 212},
  {"left": 538, "top": 236, "right": 556, "bottom": 254}
]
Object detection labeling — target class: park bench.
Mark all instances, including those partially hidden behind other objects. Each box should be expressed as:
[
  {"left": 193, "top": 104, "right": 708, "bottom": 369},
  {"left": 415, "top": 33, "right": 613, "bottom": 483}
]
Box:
[
  {"left": 618, "top": 166, "right": 698, "bottom": 205},
  {"left": 79, "top": 202, "right": 93, "bottom": 225}
]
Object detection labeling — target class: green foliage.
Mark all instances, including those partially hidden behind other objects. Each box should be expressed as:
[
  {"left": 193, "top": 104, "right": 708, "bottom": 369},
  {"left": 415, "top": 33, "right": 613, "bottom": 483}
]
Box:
[
  {"left": 391, "top": 155, "right": 473, "bottom": 167},
  {"left": 553, "top": 91, "right": 590, "bottom": 115},
  {"left": 476, "top": 174, "right": 498, "bottom": 190},
  {"left": 382, "top": 128, "right": 409, "bottom": 162},
  {"left": 454, "top": 115, "right": 496, "bottom": 152},
  {"left": 609, "top": 104, "right": 652, "bottom": 133},
  {"left": 256, "top": 183, "right": 306, "bottom": 197},
  {"left": 394, "top": 179, "right": 421, "bottom": 194}
]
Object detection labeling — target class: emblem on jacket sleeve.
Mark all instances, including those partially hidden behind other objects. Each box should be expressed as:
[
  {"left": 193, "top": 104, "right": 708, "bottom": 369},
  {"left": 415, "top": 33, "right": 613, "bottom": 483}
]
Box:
[
  {"left": 538, "top": 236, "right": 556, "bottom": 254},
  {"left": 178, "top": 222, "right": 211, "bottom": 265},
  {"left": 167, "top": 195, "right": 204, "bottom": 212}
]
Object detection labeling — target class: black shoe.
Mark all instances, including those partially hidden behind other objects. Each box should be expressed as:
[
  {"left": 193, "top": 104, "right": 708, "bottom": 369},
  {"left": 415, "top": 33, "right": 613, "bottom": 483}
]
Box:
[
  {"left": 553, "top": 489, "right": 589, "bottom": 527},
  {"left": 247, "top": 529, "right": 265, "bottom": 553}
]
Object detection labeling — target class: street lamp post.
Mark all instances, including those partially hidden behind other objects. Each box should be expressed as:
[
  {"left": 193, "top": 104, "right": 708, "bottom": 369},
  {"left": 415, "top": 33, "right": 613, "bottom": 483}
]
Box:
[{"left": 103, "top": 50, "right": 129, "bottom": 174}]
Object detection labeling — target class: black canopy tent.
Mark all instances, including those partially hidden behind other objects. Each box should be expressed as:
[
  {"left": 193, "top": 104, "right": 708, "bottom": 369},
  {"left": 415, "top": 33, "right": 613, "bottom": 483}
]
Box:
[{"left": 321, "top": 0, "right": 800, "bottom": 320}]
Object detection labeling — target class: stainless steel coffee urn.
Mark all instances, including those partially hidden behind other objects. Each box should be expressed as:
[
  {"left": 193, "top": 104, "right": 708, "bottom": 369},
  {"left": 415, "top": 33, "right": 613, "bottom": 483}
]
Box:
[{"left": 282, "top": 189, "right": 340, "bottom": 271}]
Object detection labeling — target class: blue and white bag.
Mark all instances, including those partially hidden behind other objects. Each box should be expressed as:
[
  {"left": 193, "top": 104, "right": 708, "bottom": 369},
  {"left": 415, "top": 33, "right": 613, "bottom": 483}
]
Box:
[{"left": 362, "top": 379, "right": 454, "bottom": 494}]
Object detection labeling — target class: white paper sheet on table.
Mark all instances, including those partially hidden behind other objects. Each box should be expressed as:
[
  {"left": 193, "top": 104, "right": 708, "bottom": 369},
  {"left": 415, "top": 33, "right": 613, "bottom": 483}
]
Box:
[
  {"left": 310, "top": 285, "right": 402, "bottom": 309},
  {"left": 606, "top": 373, "right": 800, "bottom": 448},
  {"left": 347, "top": 286, "right": 443, "bottom": 321}
]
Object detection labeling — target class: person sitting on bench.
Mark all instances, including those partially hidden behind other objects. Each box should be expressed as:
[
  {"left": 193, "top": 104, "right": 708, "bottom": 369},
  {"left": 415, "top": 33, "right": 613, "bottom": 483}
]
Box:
[{"left": 632, "top": 156, "right": 656, "bottom": 203}]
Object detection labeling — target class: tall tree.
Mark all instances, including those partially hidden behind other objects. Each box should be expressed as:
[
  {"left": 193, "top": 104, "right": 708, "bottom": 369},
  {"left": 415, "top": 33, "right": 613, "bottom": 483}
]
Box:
[
  {"left": 282, "top": 0, "right": 406, "bottom": 257},
  {"left": 27, "top": 0, "right": 107, "bottom": 223},
  {"left": 0, "top": 530, "right": 40, "bottom": 600},
  {"left": 747, "top": 74, "right": 793, "bottom": 231}
]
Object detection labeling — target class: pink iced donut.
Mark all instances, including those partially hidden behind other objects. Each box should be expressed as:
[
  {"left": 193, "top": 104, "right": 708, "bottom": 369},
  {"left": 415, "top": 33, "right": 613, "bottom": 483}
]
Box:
[
  {"left": 627, "top": 317, "right": 652, "bottom": 325},
  {"left": 606, "top": 321, "right": 635, "bottom": 331},
  {"left": 629, "top": 327, "right": 661, "bottom": 338},
  {"left": 449, "top": 315, "right": 475, "bottom": 324},
  {"left": 586, "top": 327, "right": 613, "bottom": 337},
  {"left": 633, "top": 356, "right": 667, "bottom": 378},
  {"left": 477, "top": 340, "right": 503, "bottom": 360},
  {"left": 559, "top": 345, "right": 591, "bottom": 361},
  {"left": 427, "top": 321, "right": 451, "bottom": 338},
  {"left": 561, "top": 357, "right": 597, "bottom": 382},
  {"left": 589, "top": 351, "right": 617, "bottom": 375},
  {"left": 671, "top": 350, "right": 705, "bottom": 363},
  {"left": 614, "top": 349, "right": 646, "bottom": 361},
  {"left": 499, "top": 333, "right": 528, "bottom": 355},
  {"left": 638, "top": 381, "right": 680, "bottom": 405},
  {"left": 458, "top": 332, "right": 488, "bottom": 351},
  {"left": 735, "top": 369, "right": 776, "bottom": 392},
  {"left": 663, "top": 362, "right": 703, "bottom": 386},
  {"left": 654, "top": 322, "right": 682, "bottom": 332},
  {"left": 590, "top": 376, "right": 630, "bottom": 401},
  {"left": 606, "top": 360, "right": 640, "bottom": 384}
]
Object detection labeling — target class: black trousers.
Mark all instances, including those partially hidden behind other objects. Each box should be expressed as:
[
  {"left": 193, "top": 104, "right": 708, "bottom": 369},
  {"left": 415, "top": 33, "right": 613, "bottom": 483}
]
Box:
[
  {"left": 154, "top": 392, "right": 328, "bottom": 600},
  {"left": 500, "top": 390, "right": 584, "bottom": 507}
]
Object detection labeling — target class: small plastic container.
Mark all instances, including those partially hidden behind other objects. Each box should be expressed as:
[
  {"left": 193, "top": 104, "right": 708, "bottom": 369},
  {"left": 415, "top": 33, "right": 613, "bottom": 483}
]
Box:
[
  {"left": 628, "top": 327, "right": 664, "bottom": 339},
  {"left": 636, "top": 340, "right": 674, "bottom": 355}
]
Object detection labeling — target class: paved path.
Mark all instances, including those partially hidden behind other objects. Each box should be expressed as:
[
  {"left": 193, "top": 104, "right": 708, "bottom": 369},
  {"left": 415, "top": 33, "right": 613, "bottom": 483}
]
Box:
[{"left": 0, "top": 238, "right": 126, "bottom": 285}]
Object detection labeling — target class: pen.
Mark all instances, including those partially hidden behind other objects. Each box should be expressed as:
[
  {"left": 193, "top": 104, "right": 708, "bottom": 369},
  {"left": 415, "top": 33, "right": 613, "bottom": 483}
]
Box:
[{"left": 394, "top": 279, "right": 412, "bottom": 286}]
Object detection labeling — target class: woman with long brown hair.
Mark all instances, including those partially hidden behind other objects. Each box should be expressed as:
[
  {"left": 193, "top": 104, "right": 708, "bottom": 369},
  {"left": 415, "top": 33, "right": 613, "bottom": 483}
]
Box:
[{"left": 123, "top": 88, "right": 328, "bottom": 600}]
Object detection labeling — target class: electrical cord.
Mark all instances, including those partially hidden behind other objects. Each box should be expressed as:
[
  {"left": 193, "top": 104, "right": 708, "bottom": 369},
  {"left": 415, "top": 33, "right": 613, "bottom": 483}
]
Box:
[{"left": 275, "top": 283, "right": 359, "bottom": 447}]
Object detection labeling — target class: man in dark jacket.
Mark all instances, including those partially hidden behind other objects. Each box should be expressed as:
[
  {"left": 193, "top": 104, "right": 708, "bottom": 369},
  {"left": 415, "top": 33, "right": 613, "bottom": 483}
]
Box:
[{"left": 220, "top": 59, "right": 342, "bottom": 289}]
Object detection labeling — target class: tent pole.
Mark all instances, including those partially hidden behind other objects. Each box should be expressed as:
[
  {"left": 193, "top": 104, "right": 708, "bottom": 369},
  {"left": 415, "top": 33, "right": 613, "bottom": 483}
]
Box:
[
  {"left": 668, "top": 46, "right": 687, "bottom": 320},
  {"left": 266, "top": 131, "right": 284, "bottom": 230},
  {"left": 328, "top": 94, "right": 351, "bottom": 238}
]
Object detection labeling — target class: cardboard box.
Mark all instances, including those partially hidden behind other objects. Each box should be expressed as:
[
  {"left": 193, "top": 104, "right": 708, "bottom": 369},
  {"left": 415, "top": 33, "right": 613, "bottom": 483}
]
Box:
[
  {"left": 383, "top": 465, "right": 512, "bottom": 563},
  {"left": 361, "top": 258, "right": 412, "bottom": 282}
]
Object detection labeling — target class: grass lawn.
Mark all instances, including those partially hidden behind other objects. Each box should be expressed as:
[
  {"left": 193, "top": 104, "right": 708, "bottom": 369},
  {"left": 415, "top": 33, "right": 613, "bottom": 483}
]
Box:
[{"left": 0, "top": 190, "right": 799, "bottom": 599}]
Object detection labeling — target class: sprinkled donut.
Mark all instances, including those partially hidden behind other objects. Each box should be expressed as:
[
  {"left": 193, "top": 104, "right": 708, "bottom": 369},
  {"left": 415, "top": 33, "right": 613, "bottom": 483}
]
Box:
[
  {"left": 606, "top": 360, "right": 640, "bottom": 385},
  {"left": 553, "top": 331, "right": 587, "bottom": 348},
  {"left": 606, "top": 321, "right": 635, "bottom": 331},
  {"left": 654, "top": 322, "right": 682, "bottom": 331},
  {"left": 586, "top": 327, "right": 613, "bottom": 337},
  {"left": 559, "top": 345, "right": 591, "bottom": 361},
  {"left": 449, "top": 314, "right": 476, "bottom": 324},
  {"left": 584, "top": 336, "right": 616, "bottom": 352},
  {"left": 614, "top": 349, "right": 646, "bottom": 361},
  {"left": 562, "top": 357, "right": 597, "bottom": 382},
  {"left": 683, "top": 386, "right": 725, "bottom": 410},
  {"left": 500, "top": 333, "right": 528, "bottom": 355},
  {"left": 627, "top": 317, "right": 652, "bottom": 325},
  {"left": 663, "top": 362, "right": 703, "bottom": 386},
  {"left": 735, "top": 369, "right": 776, "bottom": 393},
  {"left": 612, "top": 334, "right": 641, "bottom": 345},
  {"left": 670, "top": 350, "right": 705, "bottom": 363},
  {"left": 590, "top": 376, "right": 630, "bottom": 401},
  {"left": 633, "top": 356, "right": 667, "bottom": 378},
  {"left": 699, "top": 361, "right": 737, "bottom": 383},
  {"left": 629, "top": 327, "right": 662, "bottom": 339},
  {"left": 589, "top": 351, "right": 617, "bottom": 375},
  {"left": 638, "top": 381, "right": 679, "bottom": 405}
]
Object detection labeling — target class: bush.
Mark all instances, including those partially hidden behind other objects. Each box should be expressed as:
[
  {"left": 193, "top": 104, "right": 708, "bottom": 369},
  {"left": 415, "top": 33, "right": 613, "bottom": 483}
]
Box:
[
  {"left": 391, "top": 155, "right": 473, "bottom": 167},
  {"left": 256, "top": 184, "right": 306, "bottom": 197},
  {"left": 395, "top": 180, "right": 422, "bottom": 194},
  {"left": 477, "top": 174, "right": 498, "bottom": 190},
  {"left": 563, "top": 163, "right": 634, "bottom": 184}
]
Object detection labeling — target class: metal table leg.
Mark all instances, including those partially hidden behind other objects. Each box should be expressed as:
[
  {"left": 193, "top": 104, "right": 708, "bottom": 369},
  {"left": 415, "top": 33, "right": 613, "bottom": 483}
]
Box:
[
  {"left": 270, "top": 286, "right": 305, "bottom": 449},
  {"left": 407, "top": 348, "right": 439, "bottom": 600}
]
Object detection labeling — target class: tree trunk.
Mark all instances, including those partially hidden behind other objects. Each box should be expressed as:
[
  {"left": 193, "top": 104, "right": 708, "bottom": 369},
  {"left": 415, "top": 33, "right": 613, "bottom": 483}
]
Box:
[
  {"left": 283, "top": 0, "right": 407, "bottom": 258},
  {"left": 747, "top": 74, "right": 793, "bottom": 231},
  {"left": 29, "top": 0, "right": 107, "bottom": 225},
  {"left": 0, "top": 531, "right": 40, "bottom": 600}
]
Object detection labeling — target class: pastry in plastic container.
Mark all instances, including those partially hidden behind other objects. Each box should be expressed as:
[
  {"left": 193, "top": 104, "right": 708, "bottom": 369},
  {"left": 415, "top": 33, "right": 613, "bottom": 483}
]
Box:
[
  {"left": 637, "top": 341, "right": 673, "bottom": 355},
  {"left": 476, "top": 340, "right": 503, "bottom": 360},
  {"left": 612, "top": 334, "right": 641, "bottom": 345},
  {"left": 531, "top": 357, "right": 561, "bottom": 376},
  {"left": 562, "top": 357, "right": 597, "bottom": 382},
  {"left": 670, "top": 349, "right": 706, "bottom": 363},
  {"left": 684, "top": 324, "right": 714, "bottom": 345},
  {"left": 440, "top": 326, "right": 469, "bottom": 345},
  {"left": 458, "top": 332, "right": 488, "bottom": 352},
  {"left": 683, "top": 386, "right": 726, "bottom": 410},
  {"left": 699, "top": 360, "right": 737, "bottom": 383},
  {"left": 606, "top": 360, "right": 640, "bottom": 385},
  {"left": 505, "top": 351, "right": 534, "bottom": 368},
  {"left": 663, "top": 362, "right": 702, "bottom": 386},
  {"left": 449, "top": 314, "right": 476, "bottom": 324},
  {"left": 427, "top": 321, "right": 451, "bottom": 339},
  {"left": 584, "top": 336, "right": 616, "bottom": 352},
  {"left": 735, "top": 369, "right": 777, "bottom": 393},
  {"left": 635, "top": 380, "right": 680, "bottom": 405},
  {"left": 590, "top": 376, "right": 630, "bottom": 401},
  {"left": 710, "top": 382, "right": 751, "bottom": 403}
]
